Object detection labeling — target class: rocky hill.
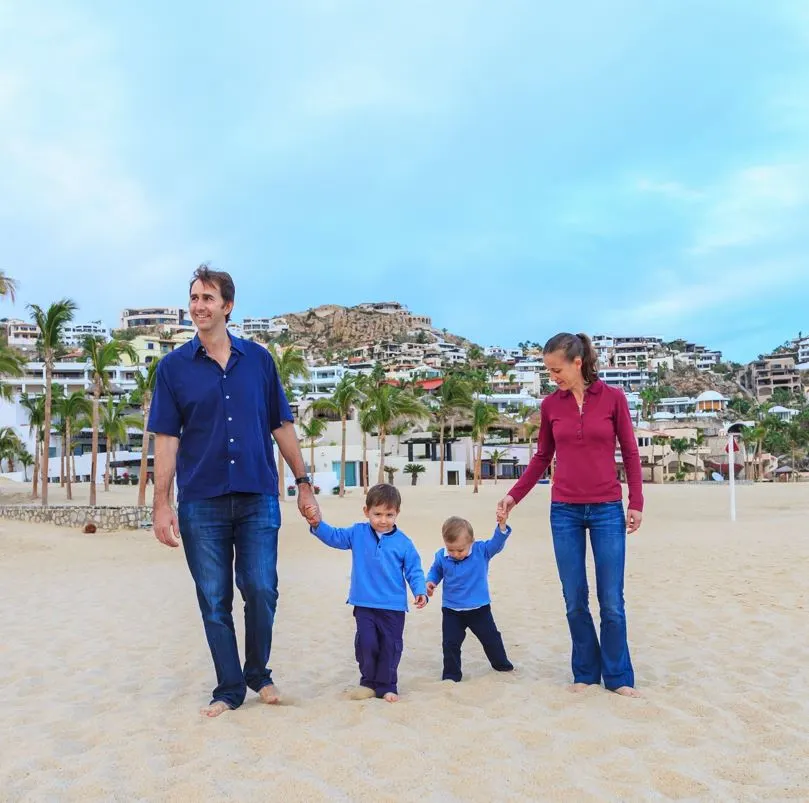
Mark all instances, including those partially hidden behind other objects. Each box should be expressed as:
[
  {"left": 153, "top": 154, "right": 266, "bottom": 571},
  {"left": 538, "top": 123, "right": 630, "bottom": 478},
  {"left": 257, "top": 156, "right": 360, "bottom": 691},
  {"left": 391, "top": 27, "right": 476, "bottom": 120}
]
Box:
[
  {"left": 664, "top": 363, "right": 748, "bottom": 399},
  {"left": 278, "top": 304, "right": 472, "bottom": 353}
]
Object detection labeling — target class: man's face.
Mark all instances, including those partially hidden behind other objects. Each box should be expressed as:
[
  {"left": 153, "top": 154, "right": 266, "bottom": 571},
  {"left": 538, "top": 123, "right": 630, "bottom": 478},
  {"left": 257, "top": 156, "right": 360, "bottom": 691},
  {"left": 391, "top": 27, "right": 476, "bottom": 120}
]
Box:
[
  {"left": 364, "top": 504, "right": 399, "bottom": 534},
  {"left": 189, "top": 279, "right": 232, "bottom": 333}
]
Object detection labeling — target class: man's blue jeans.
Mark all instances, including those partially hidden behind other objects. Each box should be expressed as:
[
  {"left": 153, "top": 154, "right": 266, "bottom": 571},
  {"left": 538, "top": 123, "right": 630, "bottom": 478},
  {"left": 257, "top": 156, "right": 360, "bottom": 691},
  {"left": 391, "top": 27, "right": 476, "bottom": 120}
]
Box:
[
  {"left": 549, "top": 501, "right": 634, "bottom": 690},
  {"left": 177, "top": 493, "right": 281, "bottom": 709}
]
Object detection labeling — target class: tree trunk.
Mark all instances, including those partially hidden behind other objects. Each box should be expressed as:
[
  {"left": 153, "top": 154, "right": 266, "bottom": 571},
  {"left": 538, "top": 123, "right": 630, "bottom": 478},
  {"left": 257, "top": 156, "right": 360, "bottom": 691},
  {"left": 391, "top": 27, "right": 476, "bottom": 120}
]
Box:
[
  {"left": 438, "top": 421, "right": 445, "bottom": 485},
  {"left": 89, "top": 385, "right": 100, "bottom": 506},
  {"left": 137, "top": 400, "right": 150, "bottom": 507},
  {"left": 377, "top": 428, "right": 387, "bottom": 484},
  {"left": 32, "top": 435, "right": 40, "bottom": 498},
  {"left": 339, "top": 415, "right": 347, "bottom": 497},
  {"left": 71, "top": 450, "right": 77, "bottom": 490},
  {"left": 104, "top": 435, "right": 111, "bottom": 492},
  {"left": 41, "top": 361, "right": 53, "bottom": 507},
  {"left": 473, "top": 439, "right": 482, "bottom": 493},
  {"left": 60, "top": 431, "right": 66, "bottom": 487},
  {"left": 65, "top": 419, "right": 73, "bottom": 501},
  {"left": 362, "top": 430, "right": 368, "bottom": 493},
  {"left": 493, "top": 462, "right": 498, "bottom": 484},
  {"left": 411, "top": 472, "right": 417, "bottom": 486}
]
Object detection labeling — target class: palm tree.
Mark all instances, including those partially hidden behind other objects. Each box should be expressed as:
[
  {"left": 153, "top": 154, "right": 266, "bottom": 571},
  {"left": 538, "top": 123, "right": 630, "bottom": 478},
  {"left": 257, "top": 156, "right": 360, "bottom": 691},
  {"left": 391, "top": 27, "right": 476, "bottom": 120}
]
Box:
[
  {"left": 652, "top": 435, "right": 669, "bottom": 482},
  {"left": 28, "top": 299, "right": 78, "bottom": 506},
  {"left": 131, "top": 359, "right": 161, "bottom": 507},
  {"left": 669, "top": 437, "right": 691, "bottom": 480},
  {"left": 0, "top": 270, "right": 18, "bottom": 302},
  {"left": 384, "top": 466, "right": 399, "bottom": 485},
  {"left": 403, "top": 463, "right": 426, "bottom": 486},
  {"left": 312, "top": 374, "right": 363, "bottom": 497},
  {"left": 432, "top": 375, "right": 473, "bottom": 485},
  {"left": 525, "top": 422, "right": 540, "bottom": 461},
  {"left": 485, "top": 448, "right": 508, "bottom": 485},
  {"left": 19, "top": 448, "right": 34, "bottom": 481},
  {"left": 99, "top": 398, "right": 140, "bottom": 491},
  {"left": 83, "top": 337, "right": 138, "bottom": 505},
  {"left": 270, "top": 344, "right": 309, "bottom": 397},
  {"left": 0, "top": 346, "right": 25, "bottom": 401},
  {"left": 0, "top": 426, "right": 22, "bottom": 472},
  {"left": 20, "top": 394, "right": 45, "bottom": 497},
  {"left": 56, "top": 390, "right": 91, "bottom": 500},
  {"left": 270, "top": 344, "right": 309, "bottom": 498},
  {"left": 639, "top": 387, "right": 661, "bottom": 421},
  {"left": 364, "top": 384, "right": 430, "bottom": 483},
  {"left": 471, "top": 401, "right": 500, "bottom": 493},
  {"left": 299, "top": 414, "right": 327, "bottom": 481}
]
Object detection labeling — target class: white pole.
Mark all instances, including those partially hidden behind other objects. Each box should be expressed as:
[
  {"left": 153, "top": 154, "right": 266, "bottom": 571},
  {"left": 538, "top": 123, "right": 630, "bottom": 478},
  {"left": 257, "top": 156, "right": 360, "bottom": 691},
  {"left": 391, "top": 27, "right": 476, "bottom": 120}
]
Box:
[{"left": 728, "top": 431, "right": 736, "bottom": 522}]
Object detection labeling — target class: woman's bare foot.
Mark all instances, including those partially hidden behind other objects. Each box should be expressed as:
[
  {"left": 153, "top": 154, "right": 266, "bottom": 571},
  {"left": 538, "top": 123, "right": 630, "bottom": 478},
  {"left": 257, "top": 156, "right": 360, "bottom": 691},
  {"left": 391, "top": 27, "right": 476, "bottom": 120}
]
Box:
[
  {"left": 258, "top": 684, "right": 281, "bottom": 705},
  {"left": 200, "top": 701, "right": 230, "bottom": 717},
  {"left": 382, "top": 692, "right": 399, "bottom": 703},
  {"left": 612, "top": 686, "right": 642, "bottom": 698},
  {"left": 347, "top": 686, "right": 376, "bottom": 701}
]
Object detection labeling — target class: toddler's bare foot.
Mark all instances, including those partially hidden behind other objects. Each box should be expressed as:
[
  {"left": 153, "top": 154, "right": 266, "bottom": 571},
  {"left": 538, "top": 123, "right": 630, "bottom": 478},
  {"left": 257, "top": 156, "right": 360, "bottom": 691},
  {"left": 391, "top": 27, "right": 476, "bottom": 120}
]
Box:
[
  {"left": 382, "top": 692, "right": 399, "bottom": 703},
  {"left": 347, "top": 686, "right": 376, "bottom": 700},
  {"left": 568, "top": 682, "right": 594, "bottom": 693},
  {"left": 258, "top": 684, "right": 281, "bottom": 705},
  {"left": 200, "top": 701, "right": 230, "bottom": 717},
  {"left": 612, "top": 686, "right": 642, "bottom": 698}
]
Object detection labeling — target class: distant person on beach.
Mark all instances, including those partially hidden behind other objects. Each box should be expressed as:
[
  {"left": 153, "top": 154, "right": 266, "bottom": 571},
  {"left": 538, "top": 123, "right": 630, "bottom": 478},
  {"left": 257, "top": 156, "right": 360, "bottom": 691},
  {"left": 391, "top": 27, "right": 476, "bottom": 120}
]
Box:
[
  {"left": 425, "top": 512, "right": 514, "bottom": 682},
  {"left": 497, "top": 332, "right": 644, "bottom": 698},
  {"left": 149, "top": 265, "right": 319, "bottom": 717},
  {"left": 304, "top": 483, "right": 427, "bottom": 702}
]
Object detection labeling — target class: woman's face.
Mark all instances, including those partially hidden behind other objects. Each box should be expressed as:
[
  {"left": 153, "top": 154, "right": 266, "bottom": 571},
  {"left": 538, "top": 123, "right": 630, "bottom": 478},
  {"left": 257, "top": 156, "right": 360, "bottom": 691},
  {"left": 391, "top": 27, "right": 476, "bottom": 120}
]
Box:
[{"left": 543, "top": 349, "right": 583, "bottom": 391}]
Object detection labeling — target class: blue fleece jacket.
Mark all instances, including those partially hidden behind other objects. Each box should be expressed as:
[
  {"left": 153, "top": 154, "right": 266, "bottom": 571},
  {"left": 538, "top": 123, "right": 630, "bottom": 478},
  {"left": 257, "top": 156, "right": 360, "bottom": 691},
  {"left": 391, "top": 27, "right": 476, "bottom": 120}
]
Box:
[
  {"left": 426, "top": 525, "right": 511, "bottom": 610},
  {"left": 311, "top": 521, "right": 427, "bottom": 612}
]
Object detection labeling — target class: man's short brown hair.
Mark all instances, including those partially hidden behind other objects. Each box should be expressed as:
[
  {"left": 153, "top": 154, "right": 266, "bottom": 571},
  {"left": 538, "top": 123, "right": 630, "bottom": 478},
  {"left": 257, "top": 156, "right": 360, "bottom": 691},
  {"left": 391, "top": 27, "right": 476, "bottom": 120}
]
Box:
[
  {"left": 442, "top": 516, "right": 474, "bottom": 544},
  {"left": 365, "top": 483, "right": 401, "bottom": 511},
  {"left": 189, "top": 264, "right": 236, "bottom": 322}
]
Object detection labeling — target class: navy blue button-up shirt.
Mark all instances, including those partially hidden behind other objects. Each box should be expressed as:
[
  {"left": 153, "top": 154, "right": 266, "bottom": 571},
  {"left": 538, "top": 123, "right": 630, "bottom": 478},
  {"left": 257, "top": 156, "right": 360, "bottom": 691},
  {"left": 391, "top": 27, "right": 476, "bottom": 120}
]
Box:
[{"left": 148, "top": 333, "right": 294, "bottom": 502}]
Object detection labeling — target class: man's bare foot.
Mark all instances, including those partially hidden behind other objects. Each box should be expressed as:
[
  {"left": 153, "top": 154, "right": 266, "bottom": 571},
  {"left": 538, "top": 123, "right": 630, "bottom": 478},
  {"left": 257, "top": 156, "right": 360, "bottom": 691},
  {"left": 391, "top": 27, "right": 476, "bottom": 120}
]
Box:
[
  {"left": 382, "top": 692, "right": 399, "bottom": 703},
  {"left": 200, "top": 701, "right": 230, "bottom": 717},
  {"left": 612, "top": 686, "right": 642, "bottom": 698},
  {"left": 347, "top": 686, "right": 376, "bottom": 701},
  {"left": 568, "top": 682, "right": 594, "bottom": 693},
  {"left": 258, "top": 684, "right": 281, "bottom": 705}
]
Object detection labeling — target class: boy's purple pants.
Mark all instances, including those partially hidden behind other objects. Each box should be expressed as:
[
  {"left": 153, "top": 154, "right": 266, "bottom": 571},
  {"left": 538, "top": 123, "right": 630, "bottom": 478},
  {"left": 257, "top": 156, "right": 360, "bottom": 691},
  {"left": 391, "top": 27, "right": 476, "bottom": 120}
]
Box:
[{"left": 353, "top": 606, "right": 405, "bottom": 697}]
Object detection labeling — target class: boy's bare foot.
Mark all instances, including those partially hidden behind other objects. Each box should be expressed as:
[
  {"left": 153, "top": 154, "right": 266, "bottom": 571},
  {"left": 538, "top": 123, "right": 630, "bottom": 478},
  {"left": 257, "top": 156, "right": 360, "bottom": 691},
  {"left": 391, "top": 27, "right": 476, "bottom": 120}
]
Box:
[
  {"left": 200, "top": 701, "right": 230, "bottom": 717},
  {"left": 258, "top": 684, "right": 281, "bottom": 705},
  {"left": 382, "top": 692, "right": 399, "bottom": 703},
  {"left": 612, "top": 686, "right": 642, "bottom": 698},
  {"left": 347, "top": 686, "right": 376, "bottom": 700}
]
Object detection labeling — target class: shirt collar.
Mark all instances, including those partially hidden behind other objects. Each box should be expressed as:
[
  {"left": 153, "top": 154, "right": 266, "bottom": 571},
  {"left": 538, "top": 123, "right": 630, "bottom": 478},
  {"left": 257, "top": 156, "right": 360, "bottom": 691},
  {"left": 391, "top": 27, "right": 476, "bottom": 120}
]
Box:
[
  {"left": 191, "top": 331, "right": 245, "bottom": 359},
  {"left": 371, "top": 523, "right": 398, "bottom": 538}
]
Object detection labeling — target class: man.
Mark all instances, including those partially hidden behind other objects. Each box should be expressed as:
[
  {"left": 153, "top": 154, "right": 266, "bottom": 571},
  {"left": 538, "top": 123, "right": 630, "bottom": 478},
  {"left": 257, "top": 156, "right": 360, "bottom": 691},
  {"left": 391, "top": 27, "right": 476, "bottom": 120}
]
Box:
[{"left": 149, "top": 265, "right": 319, "bottom": 717}]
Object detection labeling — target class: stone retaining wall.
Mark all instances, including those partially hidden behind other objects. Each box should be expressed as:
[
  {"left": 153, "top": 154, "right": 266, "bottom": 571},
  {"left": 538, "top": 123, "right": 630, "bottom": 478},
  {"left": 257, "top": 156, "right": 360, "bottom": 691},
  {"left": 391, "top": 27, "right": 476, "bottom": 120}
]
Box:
[{"left": 0, "top": 505, "right": 152, "bottom": 531}]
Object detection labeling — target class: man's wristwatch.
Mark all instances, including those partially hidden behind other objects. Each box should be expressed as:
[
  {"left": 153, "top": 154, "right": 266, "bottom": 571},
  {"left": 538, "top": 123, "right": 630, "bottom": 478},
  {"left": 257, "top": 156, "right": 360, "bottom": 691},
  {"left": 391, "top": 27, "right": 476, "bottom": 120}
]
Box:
[{"left": 294, "top": 475, "right": 313, "bottom": 487}]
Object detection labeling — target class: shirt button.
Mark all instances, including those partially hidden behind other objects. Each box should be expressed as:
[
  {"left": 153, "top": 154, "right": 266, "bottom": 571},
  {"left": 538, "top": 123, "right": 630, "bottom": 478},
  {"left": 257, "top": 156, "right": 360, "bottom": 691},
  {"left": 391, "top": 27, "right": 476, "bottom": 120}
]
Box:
[
  {"left": 226, "top": 395, "right": 230, "bottom": 399},
  {"left": 228, "top": 416, "right": 232, "bottom": 421},
  {"left": 230, "top": 459, "right": 235, "bottom": 464},
  {"left": 223, "top": 374, "right": 227, "bottom": 379},
  {"left": 230, "top": 438, "right": 234, "bottom": 443}
]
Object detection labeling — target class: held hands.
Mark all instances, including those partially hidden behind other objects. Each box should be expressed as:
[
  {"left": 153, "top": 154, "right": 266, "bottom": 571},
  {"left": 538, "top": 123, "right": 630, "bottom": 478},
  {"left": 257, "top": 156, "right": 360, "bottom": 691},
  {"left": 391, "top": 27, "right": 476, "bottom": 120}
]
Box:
[
  {"left": 302, "top": 502, "right": 321, "bottom": 528},
  {"left": 626, "top": 509, "right": 643, "bottom": 534},
  {"left": 496, "top": 495, "right": 515, "bottom": 532},
  {"left": 414, "top": 594, "right": 428, "bottom": 609},
  {"left": 153, "top": 504, "right": 180, "bottom": 548},
  {"left": 426, "top": 581, "right": 437, "bottom": 597}
]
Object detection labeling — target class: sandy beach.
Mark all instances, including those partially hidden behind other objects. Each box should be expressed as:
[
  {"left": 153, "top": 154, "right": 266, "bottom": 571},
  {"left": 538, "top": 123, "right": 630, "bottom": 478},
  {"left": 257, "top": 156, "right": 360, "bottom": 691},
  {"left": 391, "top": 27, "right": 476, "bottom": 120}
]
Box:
[{"left": 1, "top": 481, "right": 808, "bottom": 801}]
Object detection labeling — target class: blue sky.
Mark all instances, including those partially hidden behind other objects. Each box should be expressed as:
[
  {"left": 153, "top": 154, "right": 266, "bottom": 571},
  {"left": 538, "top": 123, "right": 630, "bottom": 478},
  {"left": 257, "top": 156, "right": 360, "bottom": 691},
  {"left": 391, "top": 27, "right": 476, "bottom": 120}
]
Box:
[{"left": 1, "top": 0, "right": 808, "bottom": 361}]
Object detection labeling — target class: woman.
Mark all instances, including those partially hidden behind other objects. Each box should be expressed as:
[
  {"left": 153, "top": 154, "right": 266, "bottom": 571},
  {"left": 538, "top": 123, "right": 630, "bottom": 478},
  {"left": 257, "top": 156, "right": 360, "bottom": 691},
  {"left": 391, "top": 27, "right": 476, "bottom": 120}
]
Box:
[{"left": 497, "top": 332, "right": 643, "bottom": 697}]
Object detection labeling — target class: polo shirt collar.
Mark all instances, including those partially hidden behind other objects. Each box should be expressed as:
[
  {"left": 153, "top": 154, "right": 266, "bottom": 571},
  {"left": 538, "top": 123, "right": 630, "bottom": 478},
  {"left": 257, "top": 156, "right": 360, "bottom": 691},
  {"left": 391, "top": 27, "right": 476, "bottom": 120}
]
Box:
[
  {"left": 444, "top": 542, "right": 476, "bottom": 559},
  {"left": 559, "top": 378, "right": 604, "bottom": 398}
]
